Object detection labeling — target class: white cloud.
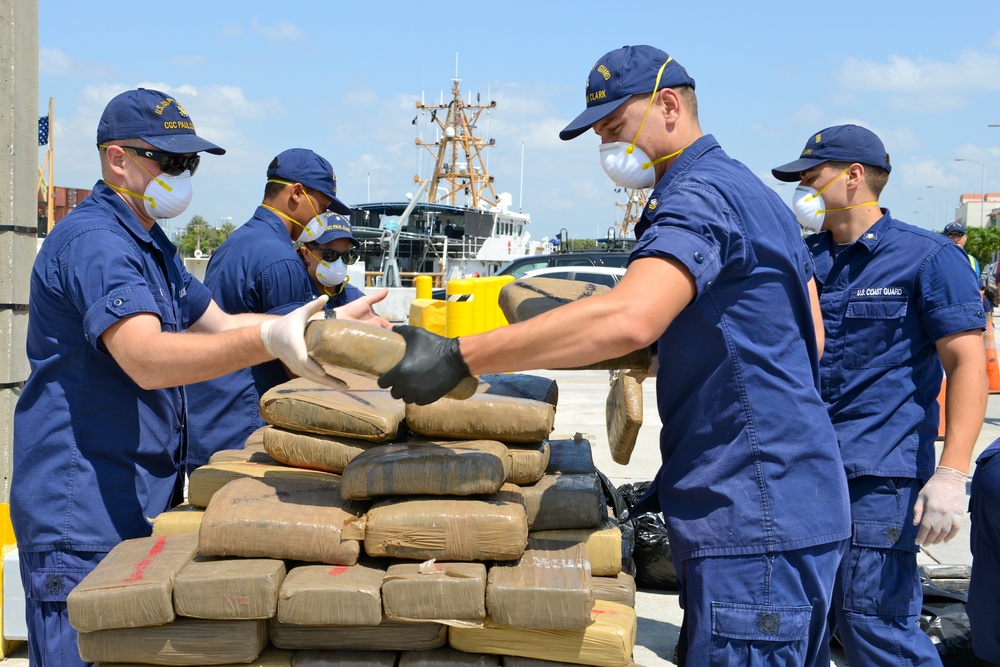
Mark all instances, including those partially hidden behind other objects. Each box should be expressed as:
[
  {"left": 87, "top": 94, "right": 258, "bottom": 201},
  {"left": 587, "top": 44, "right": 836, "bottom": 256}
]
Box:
[
  {"left": 39, "top": 47, "right": 115, "bottom": 78},
  {"left": 839, "top": 50, "right": 1000, "bottom": 94},
  {"left": 249, "top": 18, "right": 303, "bottom": 41}
]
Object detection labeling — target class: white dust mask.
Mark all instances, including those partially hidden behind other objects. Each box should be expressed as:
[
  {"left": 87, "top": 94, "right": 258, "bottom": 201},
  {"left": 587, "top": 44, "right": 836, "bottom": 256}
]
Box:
[
  {"left": 600, "top": 142, "right": 658, "bottom": 189},
  {"left": 791, "top": 185, "right": 826, "bottom": 232},
  {"left": 315, "top": 258, "right": 348, "bottom": 287}
]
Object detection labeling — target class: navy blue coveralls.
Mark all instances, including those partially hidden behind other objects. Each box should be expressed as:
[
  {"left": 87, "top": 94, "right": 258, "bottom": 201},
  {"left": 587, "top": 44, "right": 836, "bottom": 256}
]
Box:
[
  {"left": 970, "top": 437, "right": 1000, "bottom": 664},
  {"left": 11, "top": 182, "right": 213, "bottom": 666},
  {"left": 808, "top": 212, "right": 984, "bottom": 666},
  {"left": 631, "top": 135, "right": 851, "bottom": 666}
]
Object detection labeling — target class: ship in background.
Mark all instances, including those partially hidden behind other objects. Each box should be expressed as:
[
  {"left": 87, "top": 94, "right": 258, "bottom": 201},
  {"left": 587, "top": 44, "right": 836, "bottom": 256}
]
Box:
[{"left": 349, "top": 78, "right": 550, "bottom": 288}]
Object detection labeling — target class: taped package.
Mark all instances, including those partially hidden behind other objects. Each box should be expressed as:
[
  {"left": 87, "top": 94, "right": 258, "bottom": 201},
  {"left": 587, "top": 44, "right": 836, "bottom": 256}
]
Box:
[
  {"left": 206, "top": 425, "right": 273, "bottom": 465},
  {"left": 259, "top": 381, "right": 405, "bottom": 442},
  {"left": 497, "top": 277, "right": 651, "bottom": 371},
  {"left": 529, "top": 519, "right": 623, "bottom": 576},
  {"left": 78, "top": 618, "right": 267, "bottom": 665},
  {"left": 405, "top": 394, "right": 555, "bottom": 443},
  {"left": 449, "top": 600, "right": 637, "bottom": 667},
  {"left": 399, "top": 647, "right": 500, "bottom": 666},
  {"left": 263, "top": 425, "right": 384, "bottom": 474},
  {"left": 592, "top": 572, "right": 636, "bottom": 608},
  {"left": 67, "top": 533, "right": 198, "bottom": 632},
  {"left": 506, "top": 441, "right": 550, "bottom": 486},
  {"left": 91, "top": 645, "right": 294, "bottom": 667},
  {"left": 546, "top": 434, "right": 595, "bottom": 474},
  {"left": 521, "top": 473, "right": 603, "bottom": 531},
  {"left": 304, "top": 319, "right": 478, "bottom": 399},
  {"left": 363, "top": 488, "right": 528, "bottom": 561},
  {"left": 293, "top": 650, "right": 398, "bottom": 666},
  {"left": 382, "top": 561, "right": 487, "bottom": 625},
  {"left": 151, "top": 503, "right": 205, "bottom": 536},
  {"left": 477, "top": 373, "right": 558, "bottom": 406},
  {"left": 199, "top": 476, "right": 367, "bottom": 566},
  {"left": 341, "top": 440, "right": 510, "bottom": 499},
  {"left": 486, "top": 539, "right": 593, "bottom": 630},
  {"left": 173, "top": 556, "right": 286, "bottom": 620},
  {"left": 270, "top": 618, "right": 447, "bottom": 651},
  {"left": 277, "top": 561, "right": 386, "bottom": 626},
  {"left": 606, "top": 369, "right": 644, "bottom": 465},
  {"left": 187, "top": 458, "right": 339, "bottom": 508}
]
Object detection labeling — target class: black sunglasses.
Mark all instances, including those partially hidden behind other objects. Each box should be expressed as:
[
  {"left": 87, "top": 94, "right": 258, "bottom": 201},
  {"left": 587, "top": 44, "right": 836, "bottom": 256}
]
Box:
[
  {"left": 119, "top": 146, "right": 200, "bottom": 176},
  {"left": 308, "top": 246, "right": 359, "bottom": 265}
]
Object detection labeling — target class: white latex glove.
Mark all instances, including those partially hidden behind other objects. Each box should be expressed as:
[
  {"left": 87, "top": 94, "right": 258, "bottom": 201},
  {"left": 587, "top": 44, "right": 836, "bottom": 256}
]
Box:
[
  {"left": 913, "top": 466, "right": 968, "bottom": 545},
  {"left": 260, "top": 296, "right": 338, "bottom": 387}
]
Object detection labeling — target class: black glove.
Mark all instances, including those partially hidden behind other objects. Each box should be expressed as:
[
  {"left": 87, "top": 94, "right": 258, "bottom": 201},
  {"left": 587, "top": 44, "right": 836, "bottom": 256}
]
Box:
[{"left": 378, "top": 325, "right": 472, "bottom": 405}]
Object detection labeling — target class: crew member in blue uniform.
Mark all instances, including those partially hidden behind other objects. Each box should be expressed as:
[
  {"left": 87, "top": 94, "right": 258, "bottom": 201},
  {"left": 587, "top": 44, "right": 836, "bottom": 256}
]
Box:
[
  {"left": 969, "top": 437, "right": 1000, "bottom": 665},
  {"left": 11, "top": 89, "right": 389, "bottom": 667},
  {"left": 297, "top": 214, "right": 367, "bottom": 308},
  {"left": 772, "top": 125, "right": 987, "bottom": 667},
  {"left": 377, "top": 45, "right": 851, "bottom": 666},
  {"left": 186, "top": 150, "right": 383, "bottom": 472}
]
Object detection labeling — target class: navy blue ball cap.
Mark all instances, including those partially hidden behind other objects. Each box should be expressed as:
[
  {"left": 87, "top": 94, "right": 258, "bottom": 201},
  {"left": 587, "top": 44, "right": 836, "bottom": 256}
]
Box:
[
  {"left": 96, "top": 88, "right": 225, "bottom": 155},
  {"left": 943, "top": 221, "right": 966, "bottom": 235},
  {"left": 559, "top": 45, "right": 696, "bottom": 141},
  {"left": 771, "top": 124, "right": 891, "bottom": 182},
  {"left": 313, "top": 213, "right": 359, "bottom": 247},
  {"left": 267, "top": 148, "right": 351, "bottom": 215}
]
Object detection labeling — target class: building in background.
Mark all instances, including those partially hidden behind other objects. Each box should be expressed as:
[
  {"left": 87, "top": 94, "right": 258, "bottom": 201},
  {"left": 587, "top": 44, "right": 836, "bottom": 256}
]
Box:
[
  {"left": 954, "top": 193, "right": 1000, "bottom": 229},
  {"left": 36, "top": 185, "right": 91, "bottom": 237}
]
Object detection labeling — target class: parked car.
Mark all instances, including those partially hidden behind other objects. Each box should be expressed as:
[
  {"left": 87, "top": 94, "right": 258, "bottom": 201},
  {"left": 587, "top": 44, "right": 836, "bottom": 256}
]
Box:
[
  {"left": 497, "top": 250, "right": 632, "bottom": 279},
  {"left": 520, "top": 265, "right": 627, "bottom": 288}
]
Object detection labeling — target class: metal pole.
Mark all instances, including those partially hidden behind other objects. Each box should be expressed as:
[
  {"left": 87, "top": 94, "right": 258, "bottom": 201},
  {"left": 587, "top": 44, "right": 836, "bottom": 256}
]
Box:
[{"left": 46, "top": 97, "right": 53, "bottom": 233}]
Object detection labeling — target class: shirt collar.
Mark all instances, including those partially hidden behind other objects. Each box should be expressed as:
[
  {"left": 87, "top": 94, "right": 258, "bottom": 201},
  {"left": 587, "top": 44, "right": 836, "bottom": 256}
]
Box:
[
  {"left": 254, "top": 205, "right": 298, "bottom": 246},
  {"left": 94, "top": 180, "right": 156, "bottom": 242}
]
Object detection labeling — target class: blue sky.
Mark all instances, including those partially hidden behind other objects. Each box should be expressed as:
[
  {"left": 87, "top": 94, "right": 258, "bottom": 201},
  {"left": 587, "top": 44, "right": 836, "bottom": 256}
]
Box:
[{"left": 39, "top": 0, "right": 1000, "bottom": 242}]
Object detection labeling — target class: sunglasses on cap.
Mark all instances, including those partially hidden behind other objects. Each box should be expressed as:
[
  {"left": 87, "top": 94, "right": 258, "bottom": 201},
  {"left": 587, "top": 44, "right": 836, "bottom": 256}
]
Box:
[
  {"left": 108, "top": 145, "right": 201, "bottom": 176},
  {"left": 307, "top": 246, "right": 360, "bottom": 265}
]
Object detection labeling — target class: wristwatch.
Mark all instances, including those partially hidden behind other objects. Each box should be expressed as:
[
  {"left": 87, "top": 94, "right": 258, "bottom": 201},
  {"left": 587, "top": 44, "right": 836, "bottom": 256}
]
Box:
[{"left": 325, "top": 308, "right": 337, "bottom": 319}]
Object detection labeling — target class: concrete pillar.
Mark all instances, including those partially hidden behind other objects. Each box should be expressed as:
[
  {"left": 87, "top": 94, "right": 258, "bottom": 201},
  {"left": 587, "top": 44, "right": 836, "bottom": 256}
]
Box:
[{"left": 0, "top": 0, "right": 38, "bottom": 502}]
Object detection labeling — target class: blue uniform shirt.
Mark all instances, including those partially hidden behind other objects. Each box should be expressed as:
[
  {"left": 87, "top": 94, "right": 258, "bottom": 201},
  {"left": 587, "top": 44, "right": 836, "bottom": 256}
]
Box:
[
  {"left": 323, "top": 281, "right": 367, "bottom": 308},
  {"left": 12, "top": 182, "right": 212, "bottom": 553},
  {"left": 807, "top": 213, "right": 985, "bottom": 480},
  {"left": 630, "top": 135, "right": 850, "bottom": 561},
  {"left": 185, "top": 207, "right": 317, "bottom": 468}
]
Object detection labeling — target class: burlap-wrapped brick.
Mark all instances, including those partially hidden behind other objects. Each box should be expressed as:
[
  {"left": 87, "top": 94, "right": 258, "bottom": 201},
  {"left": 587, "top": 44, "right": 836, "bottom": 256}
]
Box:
[
  {"left": 173, "top": 556, "right": 286, "bottom": 620},
  {"left": 150, "top": 504, "right": 205, "bottom": 537},
  {"left": 199, "top": 476, "right": 367, "bottom": 566},
  {"left": 498, "top": 278, "right": 651, "bottom": 371},
  {"left": 405, "top": 394, "right": 554, "bottom": 443},
  {"left": 187, "top": 458, "right": 339, "bottom": 508},
  {"left": 592, "top": 572, "right": 636, "bottom": 608},
  {"left": 277, "top": 562, "right": 385, "bottom": 626},
  {"left": 382, "top": 561, "right": 487, "bottom": 624},
  {"left": 546, "top": 435, "right": 595, "bottom": 474},
  {"left": 341, "top": 440, "right": 509, "bottom": 499},
  {"left": 67, "top": 533, "right": 198, "bottom": 632},
  {"left": 449, "top": 600, "right": 636, "bottom": 667},
  {"left": 399, "top": 647, "right": 500, "bottom": 666},
  {"left": 305, "top": 319, "right": 478, "bottom": 399},
  {"left": 259, "top": 381, "right": 405, "bottom": 442},
  {"left": 363, "top": 488, "right": 527, "bottom": 562},
  {"left": 486, "top": 539, "right": 593, "bottom": 630},
  {"left": 263, "top": 426, "right": 384, "bottom": 474},
  {"left": 506, "top": 441, "right": 550, "bottom": 485},
  {"left": 293, "top": 649, "right": 398, "bottom": 666},
  {"left": 530, "top": 519, "right": 623, "bottom": 576},
  {"left": 270, "top": 618, "right": 448, "bottom": 651},
  {"left": 606, "top": 370, "right": 644, "bottom": 465},
  {"left": 77, "top": 618, "right": 267, "bottom": 665},
  {"left": 521, "top": 473, "right": 603, "bottom": 531},
  {"left": 477, "top": 373, "right": 558, "bottom": 406}
]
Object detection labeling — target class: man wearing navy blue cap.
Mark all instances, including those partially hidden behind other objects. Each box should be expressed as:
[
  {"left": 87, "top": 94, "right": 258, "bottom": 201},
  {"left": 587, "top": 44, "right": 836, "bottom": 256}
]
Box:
[
  {"left": 185, "top": 149, "right": 387, "bottom": 472},
  {"left": 773, "top": 125, "right": 986, "bottom": 667},
  {"left": 377, "top": 45, "right": 851, "bottom": 666},
  {"left": 10, "top": 89, "right": 389, "bottom": 667}
]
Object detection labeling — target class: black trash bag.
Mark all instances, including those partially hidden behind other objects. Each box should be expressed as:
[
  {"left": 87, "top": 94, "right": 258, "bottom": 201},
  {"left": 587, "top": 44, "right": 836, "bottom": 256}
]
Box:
[
  {"left": 919, "top": 579, "right": 977, "bottom": 667},
  {"left": 616, "top": 480, "right": 678, "bottom": 591},
  {"left": 596, "top": 469, "right": 636, "bottom": 577}
]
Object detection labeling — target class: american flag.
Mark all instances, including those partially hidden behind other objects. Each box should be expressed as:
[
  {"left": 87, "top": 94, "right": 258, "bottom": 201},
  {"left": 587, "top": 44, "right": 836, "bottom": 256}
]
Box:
[{"left": 38, "top": 116, "right": 49, "bottom": 146}]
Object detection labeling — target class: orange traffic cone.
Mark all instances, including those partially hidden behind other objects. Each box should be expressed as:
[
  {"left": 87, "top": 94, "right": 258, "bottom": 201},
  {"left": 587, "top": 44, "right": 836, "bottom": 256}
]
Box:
[
  {"left": 985, "top": 318, "right": 1000, "bottom": 394},
  {"left": 936, "top": 378, "right": 947, "bottom": 440}
]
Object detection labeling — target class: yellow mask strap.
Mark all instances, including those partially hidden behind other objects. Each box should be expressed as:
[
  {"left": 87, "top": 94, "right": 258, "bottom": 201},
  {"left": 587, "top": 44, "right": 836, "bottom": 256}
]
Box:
[
  {"left": 101, "top": 143, "right": 173, "bottom": 194},
  {"left": 104, "top": 181, "right": 157, "bottom": 211},
  {"left": 262, "top": 203, "right": 309, "bottom": 233},
  {"left": 643, "top": 141, "right": 695, "bottom": 171},
  {"left": 627, "top": 57, "right": 672, "bottom": 156},
  {"left": 267, "top": 178, "right": 323, "bottom": 221},
  {"left": 805, "top": 166, "right": 878, "bottom": 213}
]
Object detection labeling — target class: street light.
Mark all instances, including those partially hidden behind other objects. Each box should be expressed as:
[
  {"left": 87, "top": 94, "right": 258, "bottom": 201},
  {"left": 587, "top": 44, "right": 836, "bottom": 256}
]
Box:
[
  {"left": 956, "top": 158, "right": 987, "bottom": 228},
  {"left": 916, "top": 196, "right": 936, "bottom": 229},
  {"left": 926, "top": 185, "right": 950, "bottom": 226}
]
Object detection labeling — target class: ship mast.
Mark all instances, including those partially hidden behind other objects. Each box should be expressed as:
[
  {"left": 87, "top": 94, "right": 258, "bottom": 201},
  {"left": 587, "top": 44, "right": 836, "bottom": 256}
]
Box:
[
  {"left": 415, "top": 79, "right": 498, "bottom": 208},
  {"left": 614, "top": 187, "right": 649, "bottom": 237}
]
